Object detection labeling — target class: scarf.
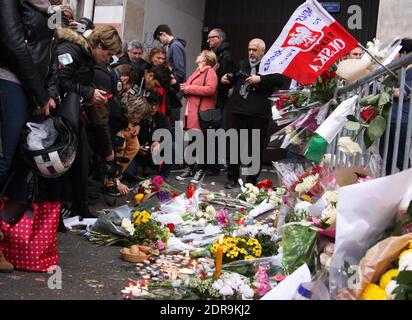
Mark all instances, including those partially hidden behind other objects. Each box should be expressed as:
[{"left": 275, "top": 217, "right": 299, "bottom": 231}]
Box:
[{"left": 249, "top": 59, "right": 261, "bottom": 76}]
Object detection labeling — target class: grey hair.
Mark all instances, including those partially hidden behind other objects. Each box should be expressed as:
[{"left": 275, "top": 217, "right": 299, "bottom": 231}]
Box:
[
  {"left": 250, "top": 38, "right": 266, "bottom": 51},
  {"left": 128, "top": 40, "right": 144, "bottom": 51},
  {"left": 211, "top": 28, "right": 226, "bottom": 41}
]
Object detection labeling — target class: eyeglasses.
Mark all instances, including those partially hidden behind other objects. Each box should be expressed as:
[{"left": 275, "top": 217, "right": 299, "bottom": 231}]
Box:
[{"left": 207, "top": 35, "right": 219, "bottom": 40}]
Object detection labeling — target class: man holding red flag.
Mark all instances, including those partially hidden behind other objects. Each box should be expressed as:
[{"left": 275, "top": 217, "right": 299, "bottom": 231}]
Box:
[{"left": 260, "top": 0, "right": 359, "bottom": 84}]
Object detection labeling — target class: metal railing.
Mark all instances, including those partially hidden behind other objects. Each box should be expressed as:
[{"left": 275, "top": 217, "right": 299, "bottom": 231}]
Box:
[{"left": 329, "top": 52, "right": 412, "bottom": 177}]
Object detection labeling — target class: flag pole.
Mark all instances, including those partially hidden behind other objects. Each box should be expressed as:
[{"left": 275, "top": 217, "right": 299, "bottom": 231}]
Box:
[{"left": 358, "top": 43, "right": 412, "bottom": 92}]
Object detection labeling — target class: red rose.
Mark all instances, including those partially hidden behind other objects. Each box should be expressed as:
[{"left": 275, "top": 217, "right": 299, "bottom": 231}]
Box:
[
  {"left": 360, "top": 106, "right": 378, "bottom": 122},
  {"left": 292, "top": 97, "right": 299, "bottom": 105},
  {"left": 166, "top": 223, "right": 175, "bottom": 233},
  {"left": 311, "top": 167, "right": 322, "bottom": 175},
  {"left": 330, "top": 71, "right": 336, "bottom": 78},
  {"left": 280, "top": 95, "right": 291, "bottom": 101},
  {"left": 256, "top": 179, "right": 273, "bottom": 190},
  {"left": 171, "top": 192, "right": 179, "bottom": 198},
  {"left": 239, "top": 208, "right": 245, "bottom": 213}
]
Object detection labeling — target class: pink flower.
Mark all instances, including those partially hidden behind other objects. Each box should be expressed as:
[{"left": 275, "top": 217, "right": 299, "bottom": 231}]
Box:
[
  {"left": 215, "top": 208, "right": 229, "bottom": 226},
  {"left": 255, "top": 282, "right": 271, "bottom": 297},
  {"left": 357, "top": 176, "right": 373, "bottom": 184},
  {"left": 156, "top": 240, "right": 165, "bottom": 251},
  {"left": 152, "top": 175, "right": 165, "bottom": 186}
]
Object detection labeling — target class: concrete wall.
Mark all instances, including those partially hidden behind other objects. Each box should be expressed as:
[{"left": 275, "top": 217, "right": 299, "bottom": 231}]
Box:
[
  {"left": 376, "top": 0, "right": 412, "bottom": 46},
  {"left": 143, "top": 0, "right": 206, "bottom": 75}
]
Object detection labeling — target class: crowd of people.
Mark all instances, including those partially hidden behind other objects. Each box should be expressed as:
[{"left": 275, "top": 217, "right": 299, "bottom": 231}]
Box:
[{"left": 0, "top": 0, "right": 411, "bottom": 273}]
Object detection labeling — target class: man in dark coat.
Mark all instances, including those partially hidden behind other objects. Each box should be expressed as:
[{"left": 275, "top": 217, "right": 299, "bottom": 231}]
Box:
[
  {"left": 222, "top": 39, "right": 286, "bottom": 188},
  {"left": 207, "top": 28, "right": 236, "bottom": 175}
]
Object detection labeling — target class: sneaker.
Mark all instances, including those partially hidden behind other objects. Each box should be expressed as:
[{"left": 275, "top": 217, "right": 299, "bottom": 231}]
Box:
[
  {"left": 175, "top": 167, "right": 194, "bottom": 181},
  {"left": 103, "top": 185, "right": 121, "bottom": 197},
  {"left": 191, "top": 169, "right": 206, "bottom": 183}
]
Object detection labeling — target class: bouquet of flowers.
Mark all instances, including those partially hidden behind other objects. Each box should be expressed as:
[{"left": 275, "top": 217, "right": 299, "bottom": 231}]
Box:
[
  {"left": 236, "top": 224, "right": 279, "bottom": 257},
  {"left": 128, "top": 210, "right": 169, "bottom": 249},
  {"left": 237, "top": 180, "right": 285, "bottom": 207},
  {"left": 134, "top": 175, "right": 181, "bottom": 205},
  {"left": 210, "top": 236, "right": 263, "bottom": 264}
]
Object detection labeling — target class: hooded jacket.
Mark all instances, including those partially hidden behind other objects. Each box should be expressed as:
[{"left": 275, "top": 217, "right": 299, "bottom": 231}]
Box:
[
  {"left": 0, "top": 0, "right": 57, "bottom": 107},
  {"left": 56, "top": 28, "right": 95, "bottom": 102},
  {"left": 213, "top": 42, "right": 235, "bottom": 109},
  {"left": 167, "top": 37, "right": 187, "bottom": 84}
]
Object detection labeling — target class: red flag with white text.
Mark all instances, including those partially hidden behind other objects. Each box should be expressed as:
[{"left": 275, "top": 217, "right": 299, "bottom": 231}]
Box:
[{"left": 259, "top": 0, "right": 359, "bottom": 84}]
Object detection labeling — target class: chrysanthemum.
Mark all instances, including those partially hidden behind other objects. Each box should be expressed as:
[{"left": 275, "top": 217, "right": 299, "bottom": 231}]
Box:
[
  {"left": 379, "top": 269, "right": 399, "bottom": 290},
  {"left": 361, "top": 284, "right": 387, "bottom": 300}
]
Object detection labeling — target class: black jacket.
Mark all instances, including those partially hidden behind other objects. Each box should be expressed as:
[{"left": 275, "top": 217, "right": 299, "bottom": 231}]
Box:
[
  {"left": 213, "top": 42, "right": 235, "bottom": 109},
  {"left": 56, "top": 28, "right": 95, "bottom": 102},
  {"left": 0, "top": 0, "right": 57, "bottom": 107},
  {"left": 232, "top": 59, "right": 285, "bottom": 119}
]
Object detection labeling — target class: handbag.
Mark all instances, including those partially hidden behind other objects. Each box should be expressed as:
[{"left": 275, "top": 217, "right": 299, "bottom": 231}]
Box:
[
  {"left": 56, "top": 92, "right": 81, "bottom": 132},
  {"left": 0, "top": 172, "right": 61, "bottom": 272},
  {"left": 197, "top": 70, "right": 222, "bottom": 130}
]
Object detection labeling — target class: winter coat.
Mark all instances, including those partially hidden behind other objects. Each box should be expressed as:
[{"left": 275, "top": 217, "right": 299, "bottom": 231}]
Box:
[
  {"left": 167, "top": 37, "right": 187, "bottom": 84},
  {"left": 56, "top": 28, "right": 95, "bottom": 102},
  {"left": 213, "top": 42, "right": 235, "bottom": 109},
  {"left": 183, "top": 65, "right": 218, "bottom": 130},
  {"left": 232, "top": 59, "right": 285, "bottom": 119},
  {"left": 0, "top": 0, "right": 58, "bottom": 107}
]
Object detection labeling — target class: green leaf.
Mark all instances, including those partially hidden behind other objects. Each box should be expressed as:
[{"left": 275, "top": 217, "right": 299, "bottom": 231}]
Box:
[
  {"left": 382, "top": 102, "right": 393, "bottom": 119},
  {"left": 378, "top": 92, "right": 391, "bottom": 107},
  {"left": 367, "top": 115, "right": 386, "bottom": 142},
  {"left": 364, "top": 130, "right": 374, "bottom": 149},
  {"left": 346, "top": 115, "right": 359, "bottom": 122},
  {"left": 360, "top": 94, "right": 379, "bottom": 106},
  {"left": 345, "top": 121, "right": 361, "bottom": 131}
]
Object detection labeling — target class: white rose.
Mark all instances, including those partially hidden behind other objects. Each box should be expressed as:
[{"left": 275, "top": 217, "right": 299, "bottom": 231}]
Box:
[
  {"left": 121, "top": 218, "right": 135, "bottom": 236},
  {"left": 219, "top": 285, "right": 234, "bottom": 296},
  {"left": 212, "top": 279, "right": 224, "bottom": 291},
  {"left": 385, "top": 280, "right": 398, "bottom": 300},
  {"left": 246, "top": 193, "right": 257, "bottom": 204},
  {"left": 294, "top": 200, "right": 312, "bottom": 215},
  {"left": 245, "top": 183, "right": 254, "bottom": 189},
  {"left": 399, "top": 252, "right": 412, "bottom": 271},
  {"left": 197, "top": 218, "right": 206, "bottom": 227},
  {"left": 338, "top": 137, "right": 362, "bottom": 155},
  {"left": 323, "top": 191, "right": 339, "bottom": 204},
  {"left": 205, "top": 205, "right": 216, "bottom": 216},
  {"left": 252, "top": 186, "right": 260, "bottom": 195},
  {"left": 196, "top": 211, "right": 204, "bottom": 218},
  {"left": 240, "top": 285, "right": 254, "bottom": 299}
]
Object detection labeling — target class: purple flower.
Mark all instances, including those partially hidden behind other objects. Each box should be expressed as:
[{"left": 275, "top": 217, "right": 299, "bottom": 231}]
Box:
[
  {"left": 215, "top": 208, "right": 229, "bottom": 226},
  {"left": 157, "top": 191, "right": 171, "bottom": 202}
]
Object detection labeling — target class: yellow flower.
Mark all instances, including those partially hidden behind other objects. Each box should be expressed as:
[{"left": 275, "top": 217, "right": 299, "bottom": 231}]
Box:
[
  {"left": 409, "top": 241, "right": 412, "bottom": 249},
  {"left": 255, "top": 250, "right": 262, "bottom": 257},
  {"left": 245, "top": 255, "right": 254, "bottom": 260},
  {"left": 379, "top": 269, "right": 399, "bottom": 290},
  {"left": 399, "top": 249, "right": 412, "bottom": 260},
  {"left": 361, "top": 284, "right": 387, "bottom": 300},
  {"left": 134, "top": 193, "right": 145, "bottom": 204},
  {"left": 301, "top": 195, "right": 313, "bottom": 203}
]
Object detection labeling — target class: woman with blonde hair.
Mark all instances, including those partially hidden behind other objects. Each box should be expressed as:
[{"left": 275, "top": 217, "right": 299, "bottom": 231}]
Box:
[{"left": 176, "top": 50, "right": 219, "bottom": 183}]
